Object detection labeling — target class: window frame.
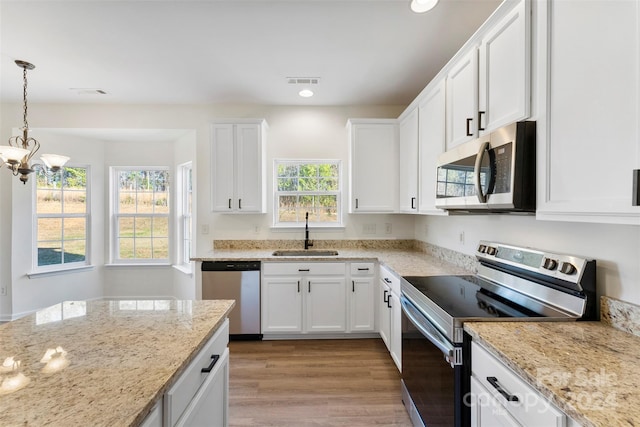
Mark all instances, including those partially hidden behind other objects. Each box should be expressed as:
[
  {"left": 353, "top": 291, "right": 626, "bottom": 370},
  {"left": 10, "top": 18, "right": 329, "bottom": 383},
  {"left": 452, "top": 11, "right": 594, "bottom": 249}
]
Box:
[
  {"left": 109, "top": 166, "right": 171, "bottom": 265},
  {"left": 176, "top": 162, "right": 193, "bottom": 271},
  {"left": 273, "top": 159, "right": 343, "bottom": 228},
  {"left": 32, "top": 164, "right": 91, "bottom": 273}
]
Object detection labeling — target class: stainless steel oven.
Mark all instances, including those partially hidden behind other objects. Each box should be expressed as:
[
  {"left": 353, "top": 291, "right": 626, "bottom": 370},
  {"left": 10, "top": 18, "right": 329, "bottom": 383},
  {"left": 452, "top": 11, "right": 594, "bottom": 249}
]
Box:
[{"left": 400, "top": 241, "right": 596, "bottom": 427}]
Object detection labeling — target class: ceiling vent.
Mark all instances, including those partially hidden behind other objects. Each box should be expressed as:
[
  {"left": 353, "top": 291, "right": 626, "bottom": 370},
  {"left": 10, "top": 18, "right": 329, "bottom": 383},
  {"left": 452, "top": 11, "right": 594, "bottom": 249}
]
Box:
[
  {"left": 70, "top": 88, "right": 107, "bottom": 95},
  {"left": 286, "top": 77, "right": 320, "bottom": 86}
]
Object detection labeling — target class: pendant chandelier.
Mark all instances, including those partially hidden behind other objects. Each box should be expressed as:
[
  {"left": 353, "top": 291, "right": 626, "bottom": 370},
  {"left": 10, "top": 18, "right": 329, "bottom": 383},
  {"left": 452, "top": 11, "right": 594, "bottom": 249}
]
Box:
[{"left": 0, "top": 60, "right": 69, "bottom": 184}]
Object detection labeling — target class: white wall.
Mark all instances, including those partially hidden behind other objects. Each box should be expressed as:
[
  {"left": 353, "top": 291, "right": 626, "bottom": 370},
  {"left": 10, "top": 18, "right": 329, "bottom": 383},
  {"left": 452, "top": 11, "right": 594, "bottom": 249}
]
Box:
[
  {"left": 8, "top": 130, "right": 105, "bottom": 318},
  {"left": 415, "top": 215, "right": 640, "bottom": 305}
]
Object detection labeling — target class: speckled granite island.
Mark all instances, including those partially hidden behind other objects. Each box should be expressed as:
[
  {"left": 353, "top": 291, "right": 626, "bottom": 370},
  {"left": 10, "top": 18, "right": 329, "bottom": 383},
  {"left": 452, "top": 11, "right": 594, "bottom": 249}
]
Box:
[
  {"left": 0, "top": 299, "right": 235, "bottom": 427},
  {"left": 464, "top": 320, "right": 640, "bottom": 427}
]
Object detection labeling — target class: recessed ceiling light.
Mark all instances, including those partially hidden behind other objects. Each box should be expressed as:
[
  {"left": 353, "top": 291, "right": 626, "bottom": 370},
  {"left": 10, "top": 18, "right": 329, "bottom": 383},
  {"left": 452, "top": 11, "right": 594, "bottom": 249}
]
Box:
[
  {"left": 299, "top": 89, "right": 314, "bottom": 98},
  {"left": 411, "top": 0, "right": 439, "bottom": 13}
]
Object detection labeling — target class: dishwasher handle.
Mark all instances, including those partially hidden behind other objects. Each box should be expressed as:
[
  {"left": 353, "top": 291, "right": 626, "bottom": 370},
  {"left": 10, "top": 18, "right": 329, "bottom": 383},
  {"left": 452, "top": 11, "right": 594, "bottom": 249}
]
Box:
[{"left": 202, "top": 261, "right": 261, "bottom": 271}]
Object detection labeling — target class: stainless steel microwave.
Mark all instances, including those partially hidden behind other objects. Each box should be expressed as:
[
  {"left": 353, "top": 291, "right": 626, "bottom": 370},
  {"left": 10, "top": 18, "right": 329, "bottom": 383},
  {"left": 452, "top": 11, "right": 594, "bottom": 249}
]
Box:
[{"left": 435, "top": 121, "right": 536, "bottom": 212}]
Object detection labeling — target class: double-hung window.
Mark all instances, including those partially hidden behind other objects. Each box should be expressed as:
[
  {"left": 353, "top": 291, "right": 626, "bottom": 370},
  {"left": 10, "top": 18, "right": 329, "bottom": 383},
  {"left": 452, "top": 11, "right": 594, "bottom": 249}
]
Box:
[
  {"left": 35, "top": 166, "right": 90, "bottom": 271},
  {"left": 176, "top": 162, "right": 192, "bottom": 269},
  {"left": 274, "top": 160, "right": 341, "bottom": 227},
  {"left": 111, "top": 168, "right": 170, "bottom": 264}
]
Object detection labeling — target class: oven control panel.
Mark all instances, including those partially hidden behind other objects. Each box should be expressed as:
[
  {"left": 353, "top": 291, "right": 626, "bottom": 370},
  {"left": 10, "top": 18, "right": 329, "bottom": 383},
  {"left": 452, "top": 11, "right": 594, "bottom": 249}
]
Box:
[{"left": 476, "top": 241, "right": 591, "bottom": 285}]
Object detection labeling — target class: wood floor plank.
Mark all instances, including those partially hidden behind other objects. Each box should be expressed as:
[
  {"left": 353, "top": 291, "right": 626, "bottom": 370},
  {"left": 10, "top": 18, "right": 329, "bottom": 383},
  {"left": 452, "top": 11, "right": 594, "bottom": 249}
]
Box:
[{"left": 229, "top": 339, "right": 412, "bottom": 426}]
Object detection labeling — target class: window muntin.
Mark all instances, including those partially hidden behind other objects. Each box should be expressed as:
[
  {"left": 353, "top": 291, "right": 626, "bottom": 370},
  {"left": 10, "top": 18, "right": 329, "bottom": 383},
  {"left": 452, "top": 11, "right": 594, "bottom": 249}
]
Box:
[
  {"left": 35, "top": 166, "right": 89, "bottom": 269},
  {"left": 274, "top": 160, "right": 341, "bottom": 226},
  {"left": 113, "top": 168, "right": 169, "bottom": 263}
]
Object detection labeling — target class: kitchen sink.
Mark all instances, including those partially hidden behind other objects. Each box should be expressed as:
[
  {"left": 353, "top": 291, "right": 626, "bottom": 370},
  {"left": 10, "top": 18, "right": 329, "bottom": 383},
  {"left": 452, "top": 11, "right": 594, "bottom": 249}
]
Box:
[{"left": 272, "top": 249, "right": 339, "bottom": 257}]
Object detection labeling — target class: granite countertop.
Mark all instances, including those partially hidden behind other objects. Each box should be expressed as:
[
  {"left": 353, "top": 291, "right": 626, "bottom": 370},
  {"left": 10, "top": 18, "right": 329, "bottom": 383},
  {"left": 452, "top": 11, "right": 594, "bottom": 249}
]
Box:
[
  {"left": 464, "top": 321, "right": 640, "bottom": 427},
  {"left": 193, "top": 247, "right": 472, "bottom": 277},
  {"left": 0, "top": 299, "right": 235, "bottom": 427}
]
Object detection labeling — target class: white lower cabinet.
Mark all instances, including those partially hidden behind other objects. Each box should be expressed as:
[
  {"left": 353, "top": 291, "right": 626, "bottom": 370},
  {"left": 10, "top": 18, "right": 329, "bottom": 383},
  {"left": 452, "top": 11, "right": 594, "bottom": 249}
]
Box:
[
  {"left": 349, "top": 262, "right": 376, "bottom": 332},
  {"left": 379, "top": 264, "right": 401, "bottom": 371},
  {"left": 470, "top": 341, "right": 570, "bottom": 427},
  {"left": 142, "top": 319, "right": 230, "bottom": 427},
  {"left": 261, "top": 262, "right": 347, "bottom": 336}
]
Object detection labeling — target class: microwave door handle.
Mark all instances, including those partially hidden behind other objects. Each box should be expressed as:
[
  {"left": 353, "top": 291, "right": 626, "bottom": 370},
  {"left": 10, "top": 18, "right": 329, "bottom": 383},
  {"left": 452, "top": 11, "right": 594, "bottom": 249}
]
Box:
[{"left": 474, "top": 141, "right": 490, "bottom": 203}]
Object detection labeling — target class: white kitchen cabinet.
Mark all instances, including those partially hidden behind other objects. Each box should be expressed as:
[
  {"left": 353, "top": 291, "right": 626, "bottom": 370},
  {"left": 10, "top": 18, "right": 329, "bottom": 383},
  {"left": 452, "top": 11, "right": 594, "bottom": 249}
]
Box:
[
  {"left": 470, "top": 341, "right": 569, "bottom": 427},
  {"left": 379, "top": 264, "right": 401, "bottom": 371},
  {"left": 446, "top": 0, "right": 530, "bottom": 150},
  {"left": 535, "top": 0, "right": 640, "bottom": 225},
  {"left": 261, "top": 262, "right": 347, "bottom": 336},
  {"left": 418, "top": 79, "right": 448, "bottom": 215},
  {"left": 477, "top": 0, "right": 530, "bottom": 134},
  {"left": 211, "top": 119, "right": 267, "bottom": 213},
  {"left": 446, "top": 46, "right": 479, "bottom": 149},
  {"left": 162, "top": 319, "right": 230, "bottom": 427},
  {"left": 347, "top": 119, "right": 399, "bottom": 213},
  {"left": 399, "top": 108, "right": 419, "bottom": 213},
  {"left": 348, "top": 262, "right": 376, "bottom": 332}
]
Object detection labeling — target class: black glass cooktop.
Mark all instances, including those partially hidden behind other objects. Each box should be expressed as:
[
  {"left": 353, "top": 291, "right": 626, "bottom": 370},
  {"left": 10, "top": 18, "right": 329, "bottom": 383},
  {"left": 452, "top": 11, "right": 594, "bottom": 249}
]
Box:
[{"left": 402, "top": 275, "right": 540, "bottom": 319}]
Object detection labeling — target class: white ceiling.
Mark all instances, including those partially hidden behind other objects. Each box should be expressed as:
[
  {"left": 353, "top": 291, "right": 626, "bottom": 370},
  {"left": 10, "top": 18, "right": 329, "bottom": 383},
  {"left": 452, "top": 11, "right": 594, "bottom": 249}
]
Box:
[{"left": 0, "top": 0, "right": 501, "bottom": 106}]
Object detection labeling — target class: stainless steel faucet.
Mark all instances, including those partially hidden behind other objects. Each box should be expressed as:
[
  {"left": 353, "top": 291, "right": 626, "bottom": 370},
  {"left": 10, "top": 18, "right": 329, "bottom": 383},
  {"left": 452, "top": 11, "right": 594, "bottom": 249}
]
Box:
[{"left": 304, "top": 212, "right": 314, "bottom": 250}]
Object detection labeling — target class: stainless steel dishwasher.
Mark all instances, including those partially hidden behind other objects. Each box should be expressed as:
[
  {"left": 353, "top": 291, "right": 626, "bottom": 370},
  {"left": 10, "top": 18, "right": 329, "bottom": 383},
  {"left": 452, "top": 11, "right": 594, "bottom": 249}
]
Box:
[{"left": 201, "top": 261, "right": 262, "bottom": 340}]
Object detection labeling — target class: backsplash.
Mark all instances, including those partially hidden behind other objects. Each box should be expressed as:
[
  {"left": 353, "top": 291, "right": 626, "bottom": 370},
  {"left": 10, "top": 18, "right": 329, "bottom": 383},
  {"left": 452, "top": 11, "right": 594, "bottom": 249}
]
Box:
[{"left": 601, "top": 296, "right": 640, "bottom": 337}]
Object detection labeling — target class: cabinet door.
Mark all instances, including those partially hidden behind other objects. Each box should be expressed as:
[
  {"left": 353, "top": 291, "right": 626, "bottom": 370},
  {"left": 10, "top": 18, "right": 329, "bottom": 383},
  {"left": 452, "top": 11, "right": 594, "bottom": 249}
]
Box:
[
  {"left": 399, "top": 108, "right": 419, "bottom": 213},
  {"left": 446, "top": 47, "right": 479, "bottom": 149},
  {"left": 418, "top": 79, "right": 448, "bottom": 215},
  {"left": 262, "top": 277, "right": 303, "bottom": 333},
  {"left": 175, "top": 348, "right": 229, "bottom": 427},
  {"left": 349, "top": 121, "right": 399, "bottom": 213},
  {"left": 470, "top": 376, "right": 520, "bottom": 427},
  {"left": 537, "top": 0, "right": 640, "bottom": 224},
  {"left": 478, "top": 0, "right": 530, "bottom": 134},
  {"left": 235, "top": 123, "right": 264, "bottom": 213},
  {"left": 211, "top": 124, "right": 235, "bottom": 212},
  {"left": 389, "top": 291, "right": 402, "bottom": 371},
  {"left": 349, "top": 276, "right": 375, "bottom": 332},
  {"left": 378, "top": 280, "right": 391, "bottom": 351},
  {"left": 306, "top": 277, "right": 347, "bottom": 332}
]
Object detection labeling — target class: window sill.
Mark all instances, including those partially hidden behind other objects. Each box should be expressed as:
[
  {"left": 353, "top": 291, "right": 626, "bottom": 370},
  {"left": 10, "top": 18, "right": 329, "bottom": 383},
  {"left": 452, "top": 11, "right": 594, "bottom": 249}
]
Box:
[
  {"left": 104, "top": 263, "right": 172, "bottom": 268},
  {"left": 270, "top": 225, "right": 345, "bottom": 232},
  {"left": 172, "top": 264, "right": 193, "bottom": 276},
  {"left": 28, "top": 265, "right": 95, "bottom": 279}
]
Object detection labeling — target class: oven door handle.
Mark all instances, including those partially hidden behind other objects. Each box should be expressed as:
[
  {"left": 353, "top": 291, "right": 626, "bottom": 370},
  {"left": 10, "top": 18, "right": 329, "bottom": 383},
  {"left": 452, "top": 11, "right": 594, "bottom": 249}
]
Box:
[{"left": 400, "top": 296, "right": 460, "bottom": 365}]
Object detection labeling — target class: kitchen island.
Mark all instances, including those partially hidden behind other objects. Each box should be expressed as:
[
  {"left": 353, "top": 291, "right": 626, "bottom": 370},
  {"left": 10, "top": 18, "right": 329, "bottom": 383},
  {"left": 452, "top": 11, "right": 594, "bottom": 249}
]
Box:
[{"left": 0, "top": 299, "right": 234, "bottom": 426}]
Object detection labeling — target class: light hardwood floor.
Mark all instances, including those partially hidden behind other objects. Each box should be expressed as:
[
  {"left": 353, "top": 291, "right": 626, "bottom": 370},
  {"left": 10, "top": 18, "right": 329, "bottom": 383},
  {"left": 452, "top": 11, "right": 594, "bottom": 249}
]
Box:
[{"left": 228, "top": 339, "right": 413, "bottom": 426}]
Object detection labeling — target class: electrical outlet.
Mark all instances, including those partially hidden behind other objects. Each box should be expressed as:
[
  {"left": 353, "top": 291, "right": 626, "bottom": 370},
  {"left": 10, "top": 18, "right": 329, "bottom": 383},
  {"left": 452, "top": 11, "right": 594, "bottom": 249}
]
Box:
[
  {"left": 0, "top": 287, "right": 6, "bottom": 296},
  {"left": 459, "top": 231, "right": 465, "bottom": 244},
  {"left": 201, "top": 224, "right": 210, "bottom": 235},
  {"left": 253, "top": 224, "right": 260, "bottom": 234},
  {"left": 363, "top": 223, "right": 377, "bottom": 235},
  {"left": 385, "top": 223, "right": 392, "bottom": 234}
]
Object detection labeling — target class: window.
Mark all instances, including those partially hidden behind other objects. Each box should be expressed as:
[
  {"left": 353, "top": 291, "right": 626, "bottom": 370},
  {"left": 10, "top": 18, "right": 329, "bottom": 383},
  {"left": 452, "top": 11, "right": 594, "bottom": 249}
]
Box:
[
  {"left": 111, "top": 168, "right": 170, "bottom": 264},
  {"left": 35, "top": 166, "right": 89, "bottom": 270},
  {"left": 177, "top": 162, "right": 192, "bottom": 268},
  {"left": 274, "top": 160, "right": 341, "bottom": 226}
]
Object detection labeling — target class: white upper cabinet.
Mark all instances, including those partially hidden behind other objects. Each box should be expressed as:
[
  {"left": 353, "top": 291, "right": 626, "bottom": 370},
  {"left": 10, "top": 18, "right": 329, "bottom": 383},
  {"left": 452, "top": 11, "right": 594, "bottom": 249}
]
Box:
[
  {"left": 348, "top": 119, "right": 399, "bottom": 213},
  {"left": 446, "top": 46, "right": 479, "bottom": 149},
  {"left": 478, "top": 0, "right": 531, "bottom": 134},
  {"left": 418, "top": 79, "right": 448, "bottom": 215},
  {"left": 399, "top": 108, "right": 419, "bottom": 213},
  {"left": 211, "top": 119, "right": 267, "bottom": 213},
  {"left": 536, "top": 0, "right": 640, "bottom": 225},
  {"left": 446, "top": 0, "right": 531, "bottom": 150}
]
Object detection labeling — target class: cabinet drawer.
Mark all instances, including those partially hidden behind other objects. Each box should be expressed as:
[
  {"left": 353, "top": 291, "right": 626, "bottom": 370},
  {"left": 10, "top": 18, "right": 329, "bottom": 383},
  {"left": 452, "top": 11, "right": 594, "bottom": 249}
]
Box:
[
  {"left": 350, "top": 262, "right": 375, "bottom": 276},
  {"left": 471, "top": 341, "right": 565, "bottom": 426},
  {"left": 263, "top": 262, "right": 345, "bottom": 276},
  {"left": 379, "top": 264, "right": 401, "bottom": 295},
  {"left": 165, "top": 319, "right": 229, "bottom": 426}
]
